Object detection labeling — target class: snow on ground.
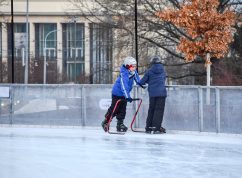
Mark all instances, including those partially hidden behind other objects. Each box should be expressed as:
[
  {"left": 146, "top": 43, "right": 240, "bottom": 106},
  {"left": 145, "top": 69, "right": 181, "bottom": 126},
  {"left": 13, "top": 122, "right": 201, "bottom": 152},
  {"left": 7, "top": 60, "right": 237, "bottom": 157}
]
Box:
[{"left": 0, "top": 126, "right": 242, "bottom": 178}]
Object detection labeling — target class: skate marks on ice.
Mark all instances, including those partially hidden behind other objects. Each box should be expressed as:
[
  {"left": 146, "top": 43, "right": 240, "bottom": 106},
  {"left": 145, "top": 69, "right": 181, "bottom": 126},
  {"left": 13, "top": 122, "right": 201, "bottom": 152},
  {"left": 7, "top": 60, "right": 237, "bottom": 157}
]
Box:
[{"left": 0, "top": 127, "right": 242, "bottom": 178}]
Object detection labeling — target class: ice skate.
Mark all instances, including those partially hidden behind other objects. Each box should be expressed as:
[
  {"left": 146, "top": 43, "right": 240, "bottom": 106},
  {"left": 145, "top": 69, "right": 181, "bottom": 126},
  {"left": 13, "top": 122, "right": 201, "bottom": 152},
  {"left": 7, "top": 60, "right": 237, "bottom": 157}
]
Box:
[
  {"left": 116, "top": 121, "right": 128, "bottom": 132},
  {"left": 145, "top": 127, "right": 156, "bottom": 134},
  {"left": 160, "top": 127, "right": 166, "bottom": 133},
  {"left": 153, "top": 127, "right": 166, "bottom": 134},
  {"left": 101, "top": 119, "right": 109, "bottom": 132},
  {"left": 145, "top": 130, "right": 151, "bottom": 134}
]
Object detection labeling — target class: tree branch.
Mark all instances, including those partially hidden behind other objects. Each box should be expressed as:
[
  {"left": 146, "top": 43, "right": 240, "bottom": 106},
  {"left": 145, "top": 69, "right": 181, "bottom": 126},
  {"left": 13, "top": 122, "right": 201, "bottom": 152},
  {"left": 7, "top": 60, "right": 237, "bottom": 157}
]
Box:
[{"left": 168, "top": 72, "right": 206, "bottom": 79}]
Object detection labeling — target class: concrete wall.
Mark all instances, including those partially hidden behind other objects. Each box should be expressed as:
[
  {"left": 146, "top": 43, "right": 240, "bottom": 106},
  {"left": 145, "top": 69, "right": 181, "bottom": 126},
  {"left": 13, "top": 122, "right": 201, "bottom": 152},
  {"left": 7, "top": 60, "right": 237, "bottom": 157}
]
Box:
[{"left": 1, "top": 84, "right": 242, "bottom": 134}]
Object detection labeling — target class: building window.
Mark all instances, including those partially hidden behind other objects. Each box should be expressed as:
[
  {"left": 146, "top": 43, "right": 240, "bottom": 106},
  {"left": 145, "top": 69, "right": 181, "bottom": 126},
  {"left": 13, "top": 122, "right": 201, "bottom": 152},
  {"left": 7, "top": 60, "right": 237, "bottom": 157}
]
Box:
[
  {"left": 7, "top": 23, "right": 27, "bottom": 60},
  {"left": 63, "top": 23, "right": 85, "bottom": 81},
  {"left": 35, "top": 23, "right": 57, "bottom": 60},
  {"left": 90, "top": 23, "right": 112, "bottom": 84}
]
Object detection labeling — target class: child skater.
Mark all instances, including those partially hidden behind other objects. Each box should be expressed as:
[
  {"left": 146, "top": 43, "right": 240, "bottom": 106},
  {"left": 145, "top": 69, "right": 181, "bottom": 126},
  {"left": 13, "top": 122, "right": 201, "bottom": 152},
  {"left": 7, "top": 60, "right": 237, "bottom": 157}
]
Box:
[{"left": 101, "top": 56, "right": 142, "bottom": 132}]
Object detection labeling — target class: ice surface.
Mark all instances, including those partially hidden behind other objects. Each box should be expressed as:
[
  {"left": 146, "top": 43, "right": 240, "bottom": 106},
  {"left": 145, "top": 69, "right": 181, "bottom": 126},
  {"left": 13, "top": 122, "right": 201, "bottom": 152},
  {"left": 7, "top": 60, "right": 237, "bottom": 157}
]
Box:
[{"left": 0, "top": 126, "right": 242, "bottom": 178}]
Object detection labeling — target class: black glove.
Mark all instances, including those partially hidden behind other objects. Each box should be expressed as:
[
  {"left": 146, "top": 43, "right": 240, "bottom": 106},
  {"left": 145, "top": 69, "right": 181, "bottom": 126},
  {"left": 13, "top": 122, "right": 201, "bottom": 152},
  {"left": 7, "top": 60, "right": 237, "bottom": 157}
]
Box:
[
  {"left": 126, "top": 98, "right": 133, "bottom": 103},
  {"left": 137, "top": 82, "right": 146, "bottom": 89}
]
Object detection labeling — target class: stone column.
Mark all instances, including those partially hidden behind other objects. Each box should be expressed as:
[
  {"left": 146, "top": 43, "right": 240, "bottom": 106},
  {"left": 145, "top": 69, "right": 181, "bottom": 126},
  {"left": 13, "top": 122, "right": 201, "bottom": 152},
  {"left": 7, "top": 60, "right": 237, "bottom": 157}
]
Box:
[
  {"left": 2, "top": 23, "right": 8, "bottom": 64},
  {"left": 84, "top": 22, "right": 90, "bottom": 77},
  {"left": 2, "top": 23, "right": 8, "bottom": 82},
  {"left": 29, "top": 22, "right": 35, "bottom": 62},
  {"left": 57, "top": 22, "right": 63, "bottom": 82}
]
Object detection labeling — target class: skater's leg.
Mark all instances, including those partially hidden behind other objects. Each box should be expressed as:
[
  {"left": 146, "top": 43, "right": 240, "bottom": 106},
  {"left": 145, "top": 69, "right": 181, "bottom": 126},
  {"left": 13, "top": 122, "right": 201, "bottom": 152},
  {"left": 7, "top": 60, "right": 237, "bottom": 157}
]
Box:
[
  {"left": 152, "top": 97, "right": 166, "bottom": 133},
  {"left": 101, "top": 109, "right": 112, "bottom": 132},
  {"left": 145, "top": 97, "right": 156, "bottom": 132},
  {"left": 116, "top": 100, "right": 128, "bottom": 132},
  {"left": 101, "top": 95, "right": 120, "bottom": 132}
]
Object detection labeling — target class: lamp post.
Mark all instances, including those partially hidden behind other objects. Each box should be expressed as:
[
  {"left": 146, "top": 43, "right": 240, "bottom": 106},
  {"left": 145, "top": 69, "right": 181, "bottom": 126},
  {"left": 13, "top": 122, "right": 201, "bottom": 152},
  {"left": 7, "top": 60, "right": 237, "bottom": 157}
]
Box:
[
  {"left": 134, "top": 0, "right": 138, "bottom": 72},
  {"left": 74, "top": 18, "right": 77, "bottom": 83},
  {"left": 43, "top": 29, "right": 57, "bottom": 84},
  {"left": 24, "top": 0, "right": 29, "bottom": 84},
  {"left": 11, "top": 0, "right": 14, "bottom": 83}
]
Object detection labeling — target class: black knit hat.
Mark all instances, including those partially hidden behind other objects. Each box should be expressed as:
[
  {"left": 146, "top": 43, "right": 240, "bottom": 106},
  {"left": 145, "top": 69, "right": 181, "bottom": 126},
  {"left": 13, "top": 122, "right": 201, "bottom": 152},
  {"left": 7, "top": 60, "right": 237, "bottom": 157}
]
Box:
[{"left": 150, "top": 56, "right": 161, "bottom": 64}]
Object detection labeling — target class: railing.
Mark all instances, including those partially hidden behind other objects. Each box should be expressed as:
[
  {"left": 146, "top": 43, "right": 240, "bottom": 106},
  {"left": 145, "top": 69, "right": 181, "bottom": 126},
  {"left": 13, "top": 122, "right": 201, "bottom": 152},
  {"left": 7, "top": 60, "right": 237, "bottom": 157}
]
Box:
[{"left": 0, "top": 84, "right": 242, "bottom": 134}]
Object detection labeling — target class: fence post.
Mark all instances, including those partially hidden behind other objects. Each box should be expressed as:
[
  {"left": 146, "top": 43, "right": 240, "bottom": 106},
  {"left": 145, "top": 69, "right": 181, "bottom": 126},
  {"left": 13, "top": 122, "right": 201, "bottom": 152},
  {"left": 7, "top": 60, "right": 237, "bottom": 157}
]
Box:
[
  {"left": 215, "top": 88, "right": 221, "bottom": 133},
  {"left": 82, "top": 86, "right": 87, "bottom": 126},
  {"left": 198, "top": 87, "right": 203, "bottom": 132},
  {"left": 10, "top": 86, "right": 13, "bottom": 125}
]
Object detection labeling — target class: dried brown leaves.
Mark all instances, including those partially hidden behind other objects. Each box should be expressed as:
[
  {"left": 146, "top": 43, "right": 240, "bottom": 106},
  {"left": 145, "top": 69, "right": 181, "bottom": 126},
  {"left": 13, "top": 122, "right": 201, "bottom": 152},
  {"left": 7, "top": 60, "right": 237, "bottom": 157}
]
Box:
[{"left": 156, "top": 0, "right": 236, "bottom": 63}]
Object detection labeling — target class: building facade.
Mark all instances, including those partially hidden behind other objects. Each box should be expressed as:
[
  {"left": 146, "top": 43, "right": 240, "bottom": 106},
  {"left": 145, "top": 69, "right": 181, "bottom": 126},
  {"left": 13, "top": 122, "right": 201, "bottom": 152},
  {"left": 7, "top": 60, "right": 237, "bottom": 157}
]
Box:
[{"left": 0, "top": 0, "right": 113, "bottom": 84}]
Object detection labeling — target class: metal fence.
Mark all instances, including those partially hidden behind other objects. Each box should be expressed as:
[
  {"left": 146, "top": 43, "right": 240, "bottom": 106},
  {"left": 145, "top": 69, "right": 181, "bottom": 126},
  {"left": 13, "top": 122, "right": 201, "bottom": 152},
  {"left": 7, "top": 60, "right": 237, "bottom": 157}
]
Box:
[{"left": 0, "top": 84, "right": 242, "bottom": 134}]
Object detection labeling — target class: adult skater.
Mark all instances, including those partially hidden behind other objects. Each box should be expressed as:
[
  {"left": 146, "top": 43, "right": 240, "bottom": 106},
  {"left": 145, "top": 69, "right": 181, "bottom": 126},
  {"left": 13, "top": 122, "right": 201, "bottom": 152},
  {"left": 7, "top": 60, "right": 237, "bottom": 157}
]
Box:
[{"left": 139, "top": 56, "right": 167, "bottom": 134}]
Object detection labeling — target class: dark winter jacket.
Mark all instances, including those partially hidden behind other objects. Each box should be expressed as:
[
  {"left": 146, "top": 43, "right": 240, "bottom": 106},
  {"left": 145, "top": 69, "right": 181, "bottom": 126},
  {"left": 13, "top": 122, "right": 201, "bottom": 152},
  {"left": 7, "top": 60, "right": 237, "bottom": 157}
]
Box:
[
  {"left": 139, "top": 63, "right": 167, "bottom": 97},
  {"left": 112, "top": 65, "right": 140, "bottom": 99}
]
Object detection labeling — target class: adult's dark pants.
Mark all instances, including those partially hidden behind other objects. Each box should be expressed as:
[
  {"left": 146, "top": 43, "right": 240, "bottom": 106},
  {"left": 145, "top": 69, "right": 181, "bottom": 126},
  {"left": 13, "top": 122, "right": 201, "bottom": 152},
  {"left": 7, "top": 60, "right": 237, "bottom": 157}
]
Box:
[
  {"left": 105, "top": 95, "right": 127, "bottom": 123},
  {"left": 146, "top": 96, "right": 166, "bottom": 131}
]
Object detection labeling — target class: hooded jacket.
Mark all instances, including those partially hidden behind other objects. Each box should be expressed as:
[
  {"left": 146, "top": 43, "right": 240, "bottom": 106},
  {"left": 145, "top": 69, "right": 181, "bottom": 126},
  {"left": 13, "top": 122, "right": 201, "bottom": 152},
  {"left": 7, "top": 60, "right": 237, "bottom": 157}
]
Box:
[
  {"left": 139, "top": 63, "right": 167, "bottom": 97},
  {"left": 112, "top": 65, "right": 140, "bottom": 99}
]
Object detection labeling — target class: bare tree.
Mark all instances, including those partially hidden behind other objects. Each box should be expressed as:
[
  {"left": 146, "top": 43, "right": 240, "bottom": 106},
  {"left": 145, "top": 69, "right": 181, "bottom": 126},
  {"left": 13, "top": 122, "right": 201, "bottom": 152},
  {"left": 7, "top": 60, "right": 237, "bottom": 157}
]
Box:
[{"left": 68, "top": 0, "right": 242, "bottom": 84}]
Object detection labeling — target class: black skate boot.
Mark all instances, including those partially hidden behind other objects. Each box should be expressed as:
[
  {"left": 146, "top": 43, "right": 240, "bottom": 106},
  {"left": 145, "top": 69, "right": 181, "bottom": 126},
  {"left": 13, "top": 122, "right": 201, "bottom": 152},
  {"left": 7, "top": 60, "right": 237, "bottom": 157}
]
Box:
[
  {"left": 153, "top": 127, "right": 166, "bottom": 134},
  {"left": 101, "top": 119, "right": 109, "bottom": 132},
  {"left": 102, "top": 112, "right": 112, "bottom": 132},
  {"left": 116, "top": 120, "right": 128, "bottom": 132},
  {"left": 160, "top": 127, "right": 166, "bottom": 133},
  {"left": 145, "top": 127, "right": 156, "bottom": 134}
]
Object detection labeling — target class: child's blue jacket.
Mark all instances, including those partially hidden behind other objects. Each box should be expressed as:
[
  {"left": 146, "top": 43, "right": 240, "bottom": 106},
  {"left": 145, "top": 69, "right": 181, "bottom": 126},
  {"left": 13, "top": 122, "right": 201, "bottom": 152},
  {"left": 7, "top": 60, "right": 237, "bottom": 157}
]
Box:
[{"left": 112, "top": 65, "right": 140, "bottom": 99}]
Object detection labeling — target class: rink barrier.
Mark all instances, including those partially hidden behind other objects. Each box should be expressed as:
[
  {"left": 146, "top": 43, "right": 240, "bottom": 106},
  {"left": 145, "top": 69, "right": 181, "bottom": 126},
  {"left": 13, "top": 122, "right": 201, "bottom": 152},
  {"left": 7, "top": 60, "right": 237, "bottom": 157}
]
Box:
[{"left": 0, "top": 84, "right": 242, "bottom": 134}]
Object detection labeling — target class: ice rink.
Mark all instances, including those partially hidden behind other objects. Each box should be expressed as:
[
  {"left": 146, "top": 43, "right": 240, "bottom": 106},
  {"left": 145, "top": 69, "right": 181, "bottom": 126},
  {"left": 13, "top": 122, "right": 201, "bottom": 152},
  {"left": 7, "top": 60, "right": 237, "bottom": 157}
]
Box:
[{"left": 0, "top": 126, "right": 242, "bottom": 178}]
